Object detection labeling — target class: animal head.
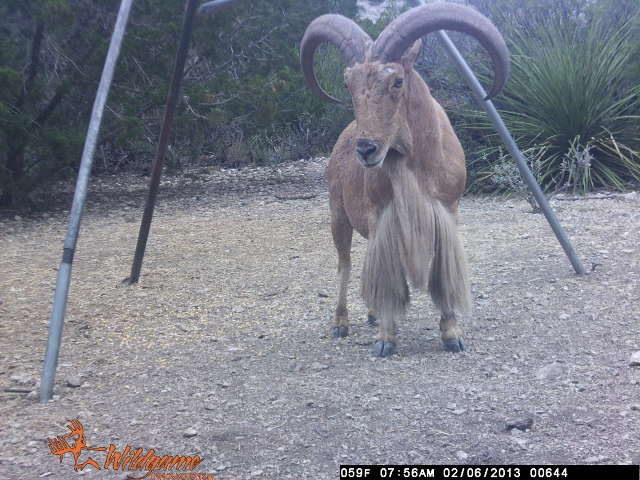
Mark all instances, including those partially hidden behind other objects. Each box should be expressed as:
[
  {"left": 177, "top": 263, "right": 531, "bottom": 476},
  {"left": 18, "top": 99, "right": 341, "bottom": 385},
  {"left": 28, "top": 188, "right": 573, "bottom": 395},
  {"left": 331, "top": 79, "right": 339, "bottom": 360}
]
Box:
[{"left": 300, "top": 2, "right": 510, "bottom": 169}]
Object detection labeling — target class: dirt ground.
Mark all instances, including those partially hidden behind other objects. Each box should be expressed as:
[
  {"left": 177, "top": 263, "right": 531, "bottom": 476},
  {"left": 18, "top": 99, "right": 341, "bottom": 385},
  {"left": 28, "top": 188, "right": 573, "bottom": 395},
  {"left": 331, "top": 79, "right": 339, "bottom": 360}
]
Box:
[{"left": 1, "top": 157, "right": 639, "bottom": 479}]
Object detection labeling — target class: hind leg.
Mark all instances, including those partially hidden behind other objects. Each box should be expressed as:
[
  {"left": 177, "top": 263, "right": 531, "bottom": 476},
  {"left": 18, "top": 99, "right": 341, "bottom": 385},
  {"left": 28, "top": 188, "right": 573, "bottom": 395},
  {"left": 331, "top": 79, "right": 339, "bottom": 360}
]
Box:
[
  {"left": 440, "top": 310, "right": 466, "bottom": 353},
  {"left": 331, "top": 208, "right": 353, "bottom": 338}
]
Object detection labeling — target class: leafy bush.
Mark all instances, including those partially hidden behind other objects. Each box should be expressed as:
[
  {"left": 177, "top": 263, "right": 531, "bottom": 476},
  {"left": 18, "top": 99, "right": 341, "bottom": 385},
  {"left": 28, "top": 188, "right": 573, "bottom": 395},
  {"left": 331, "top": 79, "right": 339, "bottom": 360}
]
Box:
[
  {"left": 0, "top": 0, "right": 120, "bottom": 208},
  {"left": 3, "top": 0, "right": 638, "bottom": 209},
  {"left": 0, "top": 0, "right": 359, "bottom": 208},
  {"left": 485, "top": 146, "right": 545, "bottom": 212}
]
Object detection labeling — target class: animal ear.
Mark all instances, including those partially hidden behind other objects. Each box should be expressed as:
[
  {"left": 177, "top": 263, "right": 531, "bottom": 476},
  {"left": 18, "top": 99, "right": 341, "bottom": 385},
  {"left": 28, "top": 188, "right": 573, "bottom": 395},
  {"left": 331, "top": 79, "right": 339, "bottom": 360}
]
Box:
[{"left": 401, "top": 39, "right": 422, "bottom": 72}]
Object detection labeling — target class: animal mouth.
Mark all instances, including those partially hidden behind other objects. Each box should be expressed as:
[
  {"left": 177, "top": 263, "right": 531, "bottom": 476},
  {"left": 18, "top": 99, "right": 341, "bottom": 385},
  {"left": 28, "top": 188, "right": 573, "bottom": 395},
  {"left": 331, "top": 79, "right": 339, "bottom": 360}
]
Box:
[
  {"left": 356, "top": 141, "right": 388, "bottom": 169},
  {"left": 361, "top": 158, "right": 383, "bottom": 169}
]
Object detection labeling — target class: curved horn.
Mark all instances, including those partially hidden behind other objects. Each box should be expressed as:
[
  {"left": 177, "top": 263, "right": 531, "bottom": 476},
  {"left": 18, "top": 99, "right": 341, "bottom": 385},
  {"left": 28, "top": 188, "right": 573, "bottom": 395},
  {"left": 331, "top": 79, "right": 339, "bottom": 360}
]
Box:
[
  {"left": 372, "top": 3, "right": 509, "bottom": 100},
  {"left": 300, "top": 14, "right": 372, "bottom": 103}
]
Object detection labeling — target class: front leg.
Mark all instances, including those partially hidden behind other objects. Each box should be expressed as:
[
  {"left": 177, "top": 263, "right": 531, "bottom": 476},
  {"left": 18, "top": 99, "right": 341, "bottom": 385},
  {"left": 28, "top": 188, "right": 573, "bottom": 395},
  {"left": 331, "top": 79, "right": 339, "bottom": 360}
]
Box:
[
  {"left": 331, "top": 208, "right": 353, "bottom": 338},
  {"left": 440, "top": 311, "right": 466, "bottom": 353},
  {"left": 374, "top": 313, "right": 397, "bottom": 357}
]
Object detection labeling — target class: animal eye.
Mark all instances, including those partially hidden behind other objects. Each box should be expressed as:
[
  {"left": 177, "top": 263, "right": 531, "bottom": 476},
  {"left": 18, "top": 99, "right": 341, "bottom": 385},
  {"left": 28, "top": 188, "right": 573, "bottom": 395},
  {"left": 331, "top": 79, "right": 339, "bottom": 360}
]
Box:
[{"left": 393, "top": 78, "right": 404, "bottom": 88}]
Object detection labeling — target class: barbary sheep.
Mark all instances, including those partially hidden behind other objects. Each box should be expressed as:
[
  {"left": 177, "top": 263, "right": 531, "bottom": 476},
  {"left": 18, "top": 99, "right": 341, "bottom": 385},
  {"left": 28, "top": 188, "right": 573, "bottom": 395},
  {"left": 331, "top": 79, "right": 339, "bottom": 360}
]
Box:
[{"left": 300, "top": 3, "right": 509, "bottom": 356}]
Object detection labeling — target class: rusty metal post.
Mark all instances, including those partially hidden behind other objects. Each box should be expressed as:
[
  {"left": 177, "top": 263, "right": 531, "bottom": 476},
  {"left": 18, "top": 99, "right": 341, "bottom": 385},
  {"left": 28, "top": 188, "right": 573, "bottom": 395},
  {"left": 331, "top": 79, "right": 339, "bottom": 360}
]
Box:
[
  {"left": 127, "top": 0, "right": 248, "bottom": 284},
  {"left": 127, "top": 0, "right": 200, "bottom": 284}
]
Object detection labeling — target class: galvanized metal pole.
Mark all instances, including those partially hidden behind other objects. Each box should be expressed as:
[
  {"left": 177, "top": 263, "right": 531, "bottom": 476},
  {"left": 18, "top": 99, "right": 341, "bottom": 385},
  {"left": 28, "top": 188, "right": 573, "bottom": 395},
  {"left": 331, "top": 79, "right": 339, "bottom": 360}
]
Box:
[
  {"left": 40, "top": 0, "right": 134, "bottom": 403},
  {"left": 127, "top": 0, "right": 247, "bottom": 284},
  {"left": 407, "top": 0, "right": 585, "bottom": 274},
  {"left": 434, "top": 30, "right": 586, "bottom": 275}
]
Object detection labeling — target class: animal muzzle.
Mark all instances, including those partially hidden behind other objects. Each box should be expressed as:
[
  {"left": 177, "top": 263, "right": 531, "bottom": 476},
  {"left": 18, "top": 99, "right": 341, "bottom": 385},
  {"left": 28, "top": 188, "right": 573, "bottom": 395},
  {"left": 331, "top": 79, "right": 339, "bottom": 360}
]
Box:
[{"left": 356, "top": 139, "right": 384, "bottom": 168}]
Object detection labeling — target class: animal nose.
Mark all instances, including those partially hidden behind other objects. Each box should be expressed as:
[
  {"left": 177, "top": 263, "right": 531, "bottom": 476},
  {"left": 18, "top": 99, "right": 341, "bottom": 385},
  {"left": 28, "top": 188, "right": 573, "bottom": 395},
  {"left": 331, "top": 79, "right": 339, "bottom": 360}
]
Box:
[{"left": 356, "top": 139, "right": 378, "bottom": 162}]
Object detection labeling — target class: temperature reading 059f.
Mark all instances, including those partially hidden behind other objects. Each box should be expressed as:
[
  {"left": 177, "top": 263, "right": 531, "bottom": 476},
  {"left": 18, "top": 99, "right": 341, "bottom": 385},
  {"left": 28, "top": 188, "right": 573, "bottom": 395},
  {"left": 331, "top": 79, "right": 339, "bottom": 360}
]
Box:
[{"left": 341, "top": 467, "right": 371, "bottom": 478}]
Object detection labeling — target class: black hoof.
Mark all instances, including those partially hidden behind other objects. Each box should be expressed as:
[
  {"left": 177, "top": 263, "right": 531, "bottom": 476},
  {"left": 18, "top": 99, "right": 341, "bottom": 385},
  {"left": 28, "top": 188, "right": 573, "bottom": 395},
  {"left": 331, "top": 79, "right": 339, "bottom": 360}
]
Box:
[
  {"left": 367, "top": 314, "right": 377, "bottom": 326},
  {"left": 332, "top": 326, "right": 348, "bottom": 338},
  {"left": 443, "top": 337, "right": 466, "bottom": 353},
  {"left": 374, "top": 341, "right": 397, "bottom": 357}
]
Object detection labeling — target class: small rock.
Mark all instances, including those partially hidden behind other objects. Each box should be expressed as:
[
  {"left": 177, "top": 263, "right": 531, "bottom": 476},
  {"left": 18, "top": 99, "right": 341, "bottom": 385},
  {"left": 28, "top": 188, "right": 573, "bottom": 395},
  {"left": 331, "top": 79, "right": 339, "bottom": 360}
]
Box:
[
  {"left": 317, "top": 290, "right": 329, "bottom": 298},
  {"left": 310, "top": 363, "right": 329, "bottom": 371},
  {"left": 511, "top": 437, "right": 528, "bottom": 448},
  {"left": 629, "top": 351, "right": 640, "bottom": 366},
  {"left": 66, "top": 376, "right": 82, "bottom": 388},
  {"left": 584, "top": 456, "right": 609, "bottom": 463},
  {"left": 506, "top": 418, "right": 534, "bottom": 432},
  {"left": 456, "top": 451, "right": 469, "bottom": 461},
  {"left": 536, "top": 362, "right": 567, "bottom": 380},
  {"left": 14, "top": 215, "right": 22, "bottom": 221},
  {"left": 10, "top": 374, "right": 35, "bottom": 385},
  {"left": 251, "top": 470, "right": 264, "bottom": 477},
  {"left": 452, "top": 409, "right": 467, "bottom": 415},
  {"left": 618, "top": 191, "right": 638, "bottom": 202},
  {"left": 630, "top": 405, "right": 640, "bottom": 411},
  {"left": 183, "top": 428, "right": 198, "bottom": 438},
  {"left": 509, "top": 367, "right": 518, "bottom": 374}
]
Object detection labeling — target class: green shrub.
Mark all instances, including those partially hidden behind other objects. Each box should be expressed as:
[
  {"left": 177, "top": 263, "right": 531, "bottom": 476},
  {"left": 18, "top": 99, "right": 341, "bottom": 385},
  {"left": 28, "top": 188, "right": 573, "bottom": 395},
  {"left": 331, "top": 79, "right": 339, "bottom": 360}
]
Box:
[{"left": 468, "top": 11, "right": 640, "bottom": 194}]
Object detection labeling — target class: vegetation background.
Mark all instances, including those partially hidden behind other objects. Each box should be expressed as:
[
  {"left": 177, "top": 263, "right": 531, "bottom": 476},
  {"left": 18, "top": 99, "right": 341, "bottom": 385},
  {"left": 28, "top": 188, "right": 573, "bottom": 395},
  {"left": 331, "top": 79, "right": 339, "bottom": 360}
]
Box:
[{"left": 0, "top": 0, "right": 638, "bottom": 209}]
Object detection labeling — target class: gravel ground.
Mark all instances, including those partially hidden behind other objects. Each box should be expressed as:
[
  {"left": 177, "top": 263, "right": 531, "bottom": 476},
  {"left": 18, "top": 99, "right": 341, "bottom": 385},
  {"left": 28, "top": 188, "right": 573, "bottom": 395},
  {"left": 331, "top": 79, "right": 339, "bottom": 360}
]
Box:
[{"left": 1, "top": 158, "right": 639, "bottom": 479}]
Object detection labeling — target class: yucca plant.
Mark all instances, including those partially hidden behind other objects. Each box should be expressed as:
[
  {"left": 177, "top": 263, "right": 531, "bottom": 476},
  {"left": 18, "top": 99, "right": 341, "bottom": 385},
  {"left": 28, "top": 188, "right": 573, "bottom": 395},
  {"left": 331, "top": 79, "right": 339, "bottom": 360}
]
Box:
[{"left": 473, "top": 13, "right": 640, "bottom": 194}]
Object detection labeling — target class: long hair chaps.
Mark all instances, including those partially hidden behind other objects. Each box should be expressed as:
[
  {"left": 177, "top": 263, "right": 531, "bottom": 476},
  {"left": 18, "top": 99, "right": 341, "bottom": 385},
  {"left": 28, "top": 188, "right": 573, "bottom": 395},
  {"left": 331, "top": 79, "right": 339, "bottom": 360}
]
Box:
[{"left": 361, "top": 162, "right": 472, "bottom": 320}]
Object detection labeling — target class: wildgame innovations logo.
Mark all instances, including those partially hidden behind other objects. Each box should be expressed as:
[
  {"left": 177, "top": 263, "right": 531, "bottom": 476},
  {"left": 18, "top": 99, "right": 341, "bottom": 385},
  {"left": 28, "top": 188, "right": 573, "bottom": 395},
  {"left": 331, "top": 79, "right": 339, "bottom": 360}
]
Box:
[{"left": 47, "top": 419, "right": 213, "bottom": 479}]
